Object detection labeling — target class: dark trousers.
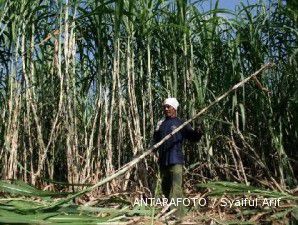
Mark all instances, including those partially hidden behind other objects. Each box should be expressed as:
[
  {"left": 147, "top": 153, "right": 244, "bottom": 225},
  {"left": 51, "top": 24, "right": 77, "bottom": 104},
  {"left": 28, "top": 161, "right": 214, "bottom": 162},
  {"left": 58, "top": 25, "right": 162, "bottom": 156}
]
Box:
[{"left": 160, "top": 164, "right": 185, "bottom": 218}]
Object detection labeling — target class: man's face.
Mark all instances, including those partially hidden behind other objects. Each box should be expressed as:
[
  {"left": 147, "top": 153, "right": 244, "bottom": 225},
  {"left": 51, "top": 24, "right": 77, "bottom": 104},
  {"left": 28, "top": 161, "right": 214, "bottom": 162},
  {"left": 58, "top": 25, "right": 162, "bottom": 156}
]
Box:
[{"left": 163, "top": 104, "right": 176, "bottom": 118}]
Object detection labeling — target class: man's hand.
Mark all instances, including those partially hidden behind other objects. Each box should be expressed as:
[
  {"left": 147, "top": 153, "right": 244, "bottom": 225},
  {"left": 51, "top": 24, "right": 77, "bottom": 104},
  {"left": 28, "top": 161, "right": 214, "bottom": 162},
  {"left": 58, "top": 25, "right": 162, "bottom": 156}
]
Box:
[{"left": 195, "top": 122, "right": 204, "bottom": 137}]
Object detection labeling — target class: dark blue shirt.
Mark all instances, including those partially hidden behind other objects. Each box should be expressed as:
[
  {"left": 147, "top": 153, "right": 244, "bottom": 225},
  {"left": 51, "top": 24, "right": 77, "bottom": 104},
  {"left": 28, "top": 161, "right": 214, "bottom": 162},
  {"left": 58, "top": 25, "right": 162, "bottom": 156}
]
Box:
[{"left": 153, "top": 117, "right": 202, "bottom": 167}]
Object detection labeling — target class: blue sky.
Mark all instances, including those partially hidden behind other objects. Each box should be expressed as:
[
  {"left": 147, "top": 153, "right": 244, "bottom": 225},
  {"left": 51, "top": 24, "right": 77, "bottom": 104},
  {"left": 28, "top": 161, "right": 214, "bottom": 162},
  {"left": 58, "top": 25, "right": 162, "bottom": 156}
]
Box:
[{"left": 198, "top": 0, "right": 265, "bottom": 11}]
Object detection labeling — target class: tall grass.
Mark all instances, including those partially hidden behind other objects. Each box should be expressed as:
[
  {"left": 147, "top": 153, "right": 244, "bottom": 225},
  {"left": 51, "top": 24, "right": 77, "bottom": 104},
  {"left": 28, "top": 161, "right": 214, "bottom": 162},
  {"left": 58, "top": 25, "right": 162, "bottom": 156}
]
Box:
[{"left": 0, "top": 0, "right": 297, "bottom": 194}]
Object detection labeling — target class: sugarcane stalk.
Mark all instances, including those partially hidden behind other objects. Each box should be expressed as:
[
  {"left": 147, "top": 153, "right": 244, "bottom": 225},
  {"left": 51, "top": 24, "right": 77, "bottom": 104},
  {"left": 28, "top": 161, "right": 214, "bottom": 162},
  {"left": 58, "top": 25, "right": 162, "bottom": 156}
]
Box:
[{"left": 41, "top": 63, "right": 274, "bottom": 212}]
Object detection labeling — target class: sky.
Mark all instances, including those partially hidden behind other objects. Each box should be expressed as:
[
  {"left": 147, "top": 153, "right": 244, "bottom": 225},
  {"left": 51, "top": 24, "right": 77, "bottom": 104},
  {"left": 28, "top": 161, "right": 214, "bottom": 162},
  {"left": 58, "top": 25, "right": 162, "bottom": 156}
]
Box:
[{"left": 198, "top": 0, "right": 266, "bottom": 11}]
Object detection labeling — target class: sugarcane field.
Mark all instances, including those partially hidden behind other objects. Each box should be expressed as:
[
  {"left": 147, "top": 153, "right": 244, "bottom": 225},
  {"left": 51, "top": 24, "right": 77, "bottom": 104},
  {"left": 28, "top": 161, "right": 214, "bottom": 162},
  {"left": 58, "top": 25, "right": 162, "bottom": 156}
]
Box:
[{"left": 0, "top": 0, "right": 297, "bottom": 224}]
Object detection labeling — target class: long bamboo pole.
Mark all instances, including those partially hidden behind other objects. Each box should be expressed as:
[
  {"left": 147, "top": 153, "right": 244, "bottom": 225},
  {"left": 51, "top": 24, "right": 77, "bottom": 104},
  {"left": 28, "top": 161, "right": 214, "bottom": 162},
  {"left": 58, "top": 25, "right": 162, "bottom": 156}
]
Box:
[{"left": 41, "top": 63, "right": 274, "bottom": 212}]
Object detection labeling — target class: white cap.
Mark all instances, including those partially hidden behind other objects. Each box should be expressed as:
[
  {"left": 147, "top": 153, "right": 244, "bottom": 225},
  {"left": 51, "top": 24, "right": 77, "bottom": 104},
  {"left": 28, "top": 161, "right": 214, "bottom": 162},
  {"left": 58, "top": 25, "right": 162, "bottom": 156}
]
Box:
[{"left": 163, "top": 97, "right": 179, "bottom": 110}]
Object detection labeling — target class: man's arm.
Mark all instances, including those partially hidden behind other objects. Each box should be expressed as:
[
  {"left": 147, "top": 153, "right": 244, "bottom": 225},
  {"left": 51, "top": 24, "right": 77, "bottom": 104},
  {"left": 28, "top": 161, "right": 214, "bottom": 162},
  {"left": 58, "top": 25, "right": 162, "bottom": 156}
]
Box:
[
  {"left": 182, "top": 122, "right": 203, "bottom": 142},
  {"left": 152, "top": 119, "right": 164, "bottom": 144},
  {"left": 151, "top": 119, "right": 165, "bottom": 156}
]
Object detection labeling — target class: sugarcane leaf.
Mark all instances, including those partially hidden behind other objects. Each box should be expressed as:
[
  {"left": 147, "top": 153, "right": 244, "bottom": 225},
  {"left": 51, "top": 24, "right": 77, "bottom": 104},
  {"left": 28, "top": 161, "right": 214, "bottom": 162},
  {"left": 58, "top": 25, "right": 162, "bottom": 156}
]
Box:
[
  {"left": 198, "top": 181, "right": 297, "bottom": 200},
  {"left": 0, "top": 199, "right": 43, "bottom": 211},
  {"left": 0, "top": 180, "right": 70, "bottom": 197},
  {"left": 239, "top": 103, "right": 246, "bottom": 130},
  {"left": 270, "top": 208, "right": 292, "bottom": 220},
  {"left": 291, "top": 206, "right": 298, "bottom": 220}
]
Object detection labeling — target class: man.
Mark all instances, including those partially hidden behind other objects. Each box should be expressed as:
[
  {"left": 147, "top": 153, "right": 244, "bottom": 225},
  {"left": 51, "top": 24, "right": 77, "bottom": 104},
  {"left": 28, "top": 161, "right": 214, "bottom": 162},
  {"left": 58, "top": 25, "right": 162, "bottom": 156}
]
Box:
[{"left": 153, "top": 97, "right": 203, "bottom": 219}]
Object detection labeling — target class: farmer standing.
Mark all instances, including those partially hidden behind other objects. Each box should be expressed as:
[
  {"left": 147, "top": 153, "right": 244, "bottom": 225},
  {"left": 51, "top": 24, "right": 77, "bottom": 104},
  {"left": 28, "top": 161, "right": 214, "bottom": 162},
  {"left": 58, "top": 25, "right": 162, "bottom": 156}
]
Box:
[{"left": 153, "top": 97, "right": 203, "bottom": 219}]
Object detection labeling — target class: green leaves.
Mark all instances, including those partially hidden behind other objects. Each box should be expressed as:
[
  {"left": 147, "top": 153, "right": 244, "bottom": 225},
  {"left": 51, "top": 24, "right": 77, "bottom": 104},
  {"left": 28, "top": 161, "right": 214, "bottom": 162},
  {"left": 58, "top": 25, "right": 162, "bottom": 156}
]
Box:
[
  {"left": 198, "top": 181, "right": 298, "bottom": 223},
  {"left": 0, "top": 180, "right": 69, "bottom": 197},
  {"left": 0, "top": 179, "right": 154, "bottom": 224},
  {"left": 198, "top": 181, "right": 297, "bottom": 200},
  {"left": 0, "top": 207, "right": 115, "bottom": 224}
]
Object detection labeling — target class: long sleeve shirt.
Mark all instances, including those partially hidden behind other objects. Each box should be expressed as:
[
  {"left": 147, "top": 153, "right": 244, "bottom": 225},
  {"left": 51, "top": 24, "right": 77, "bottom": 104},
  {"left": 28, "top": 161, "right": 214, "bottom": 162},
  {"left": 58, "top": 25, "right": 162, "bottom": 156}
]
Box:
[{"left": 153, "top": 117, "right": 202, "bottom": 167}]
